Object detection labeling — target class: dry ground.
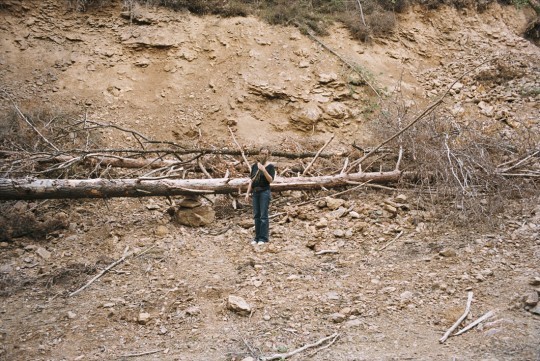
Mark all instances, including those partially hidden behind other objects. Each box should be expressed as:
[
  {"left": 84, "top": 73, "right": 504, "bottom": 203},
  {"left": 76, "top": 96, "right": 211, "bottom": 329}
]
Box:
[{"left": 0, "top": 1, "right": 539, "bottom": 360}]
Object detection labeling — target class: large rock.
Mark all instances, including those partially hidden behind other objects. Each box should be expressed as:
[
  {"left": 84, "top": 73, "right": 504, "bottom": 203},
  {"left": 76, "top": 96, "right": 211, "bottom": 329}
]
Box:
[
  {"left": 174, "top": 206, "right": 215, "bottom": 227},
  {"left": 247, "top": 81, "right": 290, "bottom": 99},
  {"left": 227, "top": 295, "right": 251, "bottom": 315},
  {"left": 289, "top": 102, "right": 322, "bottom": 131},
  {"left": 324, "top": 102, "right": 351, "bottom": 119},
  {"left": 325, "top": 197, "right": 345, "bottom": 210}
]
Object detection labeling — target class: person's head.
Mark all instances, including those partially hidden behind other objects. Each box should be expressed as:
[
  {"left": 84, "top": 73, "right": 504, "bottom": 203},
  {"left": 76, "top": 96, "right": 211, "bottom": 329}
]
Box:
[{"left": 257, "top": 147, "right": 270, "bottom": 164}]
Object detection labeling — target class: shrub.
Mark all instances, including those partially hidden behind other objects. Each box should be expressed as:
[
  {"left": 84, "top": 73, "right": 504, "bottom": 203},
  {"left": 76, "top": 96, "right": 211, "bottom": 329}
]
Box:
[
  {"left": 67, "top": 0, "right": 113, "bottom": 11},
  {"left": 369, "top": 10, "right": 396, "bottom": 36},
  {"left": 339, "top": 12, "right": 371, "bottom": 41}
]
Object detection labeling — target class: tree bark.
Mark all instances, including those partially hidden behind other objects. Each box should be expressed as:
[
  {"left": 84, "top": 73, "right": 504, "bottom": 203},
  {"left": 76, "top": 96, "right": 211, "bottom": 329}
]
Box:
[{"left": 0, "top": 170, "right": 400, "bottom": 200}]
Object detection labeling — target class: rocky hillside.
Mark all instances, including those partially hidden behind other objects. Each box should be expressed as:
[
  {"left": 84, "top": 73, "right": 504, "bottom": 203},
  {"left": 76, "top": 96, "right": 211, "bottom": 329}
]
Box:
[{"left": 1, "top": 1, "right": 538, "bottom": 147}]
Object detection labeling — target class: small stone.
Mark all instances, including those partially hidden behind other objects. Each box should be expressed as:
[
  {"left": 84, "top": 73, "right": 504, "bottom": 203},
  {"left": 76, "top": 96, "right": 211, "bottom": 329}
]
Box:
[
  {"left": 227, "top": 295, "right": 251, "bottom": 315},
  {"left": 159, "top": 326, "right": 168, "bottom": 335},
  {"left": 349, "top": 211, "right": 360, "bottom": 219},
  {"left": 384, "top": 204, "right": 398, "bottom": 214},
  {"left": 0, "top": 242, "right": 9, "bottom": 248},
  {"left": 400, "top": 291, "right": 414, "bottom": 302},
  {"left": 67, "top": 311, "right": 77, "bottom": 319},
  {"left": 103, "top": 303, "right": 115, "bottom": 308},
  {"left": 315, "top": 218, "right": 328, "bottom": 229},
  {"left": 318, "top": 72, "right": 337, "bottom": 84},
  {"left": 138, "top": 312, "right": 151, "bottom": 324},
  {"left": 238, "top": 219, "right": 253, "bottom": 229},
  {"left": 263, "top": 314, "right": 271, "bottom": 321},
  {"left": 333, "top": 229, "right": 345, "bottom": 238},
  {"left": 340, "top": 307, "right": 352, "bottom": 315},
  {"left": 326, "top": 291, "right": 340, "bottom": 300},
  {"left": 394, "top": 194, "right": 407, "bottom": 203},
  {"left": 185, "top": 306, "right": 201, "bottom": 316},
  {"left": 439, "top": 248, "right": 457, "bottom": 257},
  {"left": 330, "top": 312, "right": 346, "bottom": 323},
  {"left": 146, "top": 203, "right": 160, "bottom": 210},
  {"left": 345, "top": 318, "right": 363, "bottom": 328},
  {"left": 529, "top": 304, "right": 540, "bottom": 315},
  {"left": 529, "top": 277, "right": 540, "bottom": 286},
  {"left": 36, "top": 247, "right": 51, "bottom": 260},
  {"left": 241, "top": 357, "right": 255, "bottom": 361},
  {"left": 0, "top": 264, "right": 13, "bottom": 273},
  {"left": 325, "top": 197, "right": 345, "bottom": 210},
  {"left": 155, "top": 225, "right": 168, "bottom": 236},
  {"left": 298, "top": 61, "right": 309, "bottom": 68},
  {"left": 524, "top": 291, "right": 539, "bottom": 307}
]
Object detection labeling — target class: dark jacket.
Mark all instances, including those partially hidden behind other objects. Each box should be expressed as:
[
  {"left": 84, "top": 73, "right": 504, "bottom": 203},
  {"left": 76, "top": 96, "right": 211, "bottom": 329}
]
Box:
[{"left": 250, "top": 163, "right": 275, "bottom": 191}]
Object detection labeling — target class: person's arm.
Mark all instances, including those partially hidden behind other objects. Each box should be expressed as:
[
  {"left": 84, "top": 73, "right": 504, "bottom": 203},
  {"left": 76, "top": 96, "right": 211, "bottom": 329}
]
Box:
[{"left": 257, "top": 163, "right": 274, "bottom": 183}]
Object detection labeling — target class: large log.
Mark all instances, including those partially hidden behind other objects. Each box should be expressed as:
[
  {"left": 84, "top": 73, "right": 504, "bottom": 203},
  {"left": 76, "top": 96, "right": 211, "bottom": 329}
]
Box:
[{"left": 0, "top": 170, "right": 400, "bottom": 200}]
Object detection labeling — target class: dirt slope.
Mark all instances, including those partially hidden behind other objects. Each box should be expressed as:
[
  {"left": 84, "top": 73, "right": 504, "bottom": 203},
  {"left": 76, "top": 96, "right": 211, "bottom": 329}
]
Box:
[{"left": 0, "top": 1, "right": 539, "bottom": 361}]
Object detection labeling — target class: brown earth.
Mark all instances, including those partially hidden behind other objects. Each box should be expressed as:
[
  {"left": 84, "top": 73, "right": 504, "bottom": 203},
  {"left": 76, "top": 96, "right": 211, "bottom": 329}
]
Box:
[{"left": 0, "top": 1, "right": 539, "bottom": 360}]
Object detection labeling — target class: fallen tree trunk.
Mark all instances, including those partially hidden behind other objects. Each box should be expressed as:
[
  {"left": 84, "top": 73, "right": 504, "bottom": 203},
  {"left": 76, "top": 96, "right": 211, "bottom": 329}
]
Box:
[{"left": 0, "top": 170, "right": 400, "bottom": 200}]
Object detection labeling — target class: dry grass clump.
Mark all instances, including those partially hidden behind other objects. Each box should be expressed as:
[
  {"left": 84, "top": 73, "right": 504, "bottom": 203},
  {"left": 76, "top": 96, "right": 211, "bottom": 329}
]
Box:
[
  {"left": 0, "top": 106, "right": 101, "bottom": 154},
  {"left": 150, "top": 0, "right": 251, "bottom": 17},
  {"left": 66, "top": 0, "right": 113, "bottom": 12}
]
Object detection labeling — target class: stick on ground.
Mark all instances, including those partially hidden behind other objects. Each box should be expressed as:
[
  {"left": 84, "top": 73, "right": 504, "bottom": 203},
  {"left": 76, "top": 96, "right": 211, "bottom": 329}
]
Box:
[
  {"left": 69, "top": 246, "right": 131, "bottom": 297},
  {"left": 120, "top": 349, "right": 165, "bottom": 358},
  {"left": 261, "top": 333, "right": 340, "bottom": 361},
  {"left": 378, "top": 230, "right": 404, "bottom": 251},
  {"left": 454, "top": 310, "right": 495, "bottom": 336},
  {"left": 439, "top": 291, "right": 474, "bottom": 343}
]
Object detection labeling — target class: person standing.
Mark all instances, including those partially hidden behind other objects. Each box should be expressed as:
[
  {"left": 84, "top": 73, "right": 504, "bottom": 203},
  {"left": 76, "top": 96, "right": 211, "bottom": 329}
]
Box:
[{"left": 245, "top": 148, "right": 275, "bottom": 245}]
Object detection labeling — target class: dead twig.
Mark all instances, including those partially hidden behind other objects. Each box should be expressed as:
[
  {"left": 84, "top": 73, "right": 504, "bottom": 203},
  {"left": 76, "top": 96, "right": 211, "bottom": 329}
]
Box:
[
  {"left": 377, "top": 230, "right": 404, "bottom": 251},
  {"left": 69, "top": 246, "right": 131, "bottom": 297},
  {"left": 198, "top": 157, "right": 212, "bottom": 179},
  {"left": 120, "top": 349, "right": 165, "bottom": 358},
  {"left": 228, "top": 126, "right": 251, "bottom": 172},
  {"left": 260, "top": 333, "right": 340, "bottom": 361},
  {"left": 315, "top": 250, "right": 339, "bottom": 255},
  {"left": 439, "top": 291, "right": 473, "bottom": 343},
  {"left": 1, "top": 91, "right": 60, "bottom": 151},
  {"left": 453, "top": 310, "right": 495, "bottom": 336},
  {"left": 302, "top": 134, "right": 334, "bottom": 176}
]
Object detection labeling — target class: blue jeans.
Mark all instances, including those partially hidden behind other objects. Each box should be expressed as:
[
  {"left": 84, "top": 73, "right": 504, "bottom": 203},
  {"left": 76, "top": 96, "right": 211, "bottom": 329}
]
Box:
[{"left": 252, "top": 189, "right": 271, "bottom": 242}]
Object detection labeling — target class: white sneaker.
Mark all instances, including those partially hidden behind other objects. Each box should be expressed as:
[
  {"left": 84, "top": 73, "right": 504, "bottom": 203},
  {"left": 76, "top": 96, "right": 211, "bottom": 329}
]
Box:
[
  {"left": 251, "top": 240, "right": 257, "bottom": 245},
  {"left": 257, "top": 241, "right": 266, "bottom": 245}
]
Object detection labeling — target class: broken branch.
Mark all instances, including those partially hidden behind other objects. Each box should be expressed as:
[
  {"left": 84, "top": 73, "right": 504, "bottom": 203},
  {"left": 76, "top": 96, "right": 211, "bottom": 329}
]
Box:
[
  {"left": 261, "top": 333, "right": 339, "bottom": 361},
  {"left": 439, "top": 291, "right": 473, "bottom": 343},
  {"left": 302, "top": 134, "right": 334, "bottom": 176},
  {"left": 453, "top": 310, "right": 495, "bottom": 336},
  {"left": 69, "top": 246, "right": 131, "bottom": 297},
  {"left": 228, "top": 126, "right": 251, "bottom": 172}
]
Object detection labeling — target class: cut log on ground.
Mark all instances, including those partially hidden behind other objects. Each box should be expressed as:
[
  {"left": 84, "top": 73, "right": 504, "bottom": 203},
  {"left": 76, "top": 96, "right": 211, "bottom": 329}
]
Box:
[{"left": 0, "top": 170, "right": 401, "bottom": 200}]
